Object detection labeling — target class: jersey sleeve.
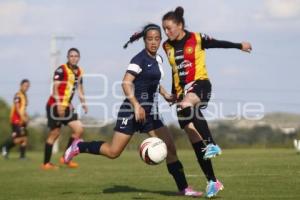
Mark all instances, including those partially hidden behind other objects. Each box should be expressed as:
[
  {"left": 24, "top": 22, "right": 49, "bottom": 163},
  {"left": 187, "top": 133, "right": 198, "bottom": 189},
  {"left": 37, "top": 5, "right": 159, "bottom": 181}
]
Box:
[
  {"left": 156, "top": 54, "right": 165, "bottom": 80},
  {"left": 78, "top": 67, "right": 83, "bottom": 85},
  {"left": 13, "top": 94, "right": 21, "bottom": 104},
  {"left": 200, "top": 33, "right": 242, "bottom": 49},
  {"left": 126, "top": 57, "right": 142, "bottom": 77},
  {"left": 53, "top": 66, "right": 64, "bottom": 81}
]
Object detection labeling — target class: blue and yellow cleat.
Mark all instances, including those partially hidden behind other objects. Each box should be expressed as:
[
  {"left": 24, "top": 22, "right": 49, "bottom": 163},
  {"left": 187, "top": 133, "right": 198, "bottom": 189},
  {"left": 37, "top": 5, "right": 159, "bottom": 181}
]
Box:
[
  {"left": 206, "top": 180, "right": 224, "bottom": 198},
  {"left": 203, "top": 144, "right": 222, "bottom": 160}
]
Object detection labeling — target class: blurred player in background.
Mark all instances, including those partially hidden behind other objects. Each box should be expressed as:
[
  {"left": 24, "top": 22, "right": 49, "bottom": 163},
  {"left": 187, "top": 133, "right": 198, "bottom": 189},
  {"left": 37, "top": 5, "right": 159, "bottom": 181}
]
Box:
[
  {"left": 1, "top": 79, "right": 30, "bottom": 159},
  {"left": 41, "top": 48, "right": 88, "bottom": 170}
]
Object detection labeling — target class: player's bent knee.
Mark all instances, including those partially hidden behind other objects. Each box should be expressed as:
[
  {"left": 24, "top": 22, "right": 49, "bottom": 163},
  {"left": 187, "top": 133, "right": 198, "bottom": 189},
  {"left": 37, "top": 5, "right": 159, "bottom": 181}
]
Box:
[
  {"left": 184, "top": 125, "right": 195, "bottom": 134},
  {"left": 107, "top": 150, "right": 121, "bottom": 159}
]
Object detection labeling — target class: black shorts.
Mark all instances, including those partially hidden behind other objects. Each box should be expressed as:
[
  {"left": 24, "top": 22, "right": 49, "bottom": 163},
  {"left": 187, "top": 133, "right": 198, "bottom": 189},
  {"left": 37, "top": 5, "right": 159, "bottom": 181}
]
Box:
[
  {"left": 177, "top": 80, "right": 212, "bottom": 129},
  {"left": 114, "top": 103, "right": 164, "bottom": 135},
  {"left": 46, "top": 105, "right": 78, "bottom": 130},
  {"left": 185, "top": 79, "right": 212, "bottom": 108},
  {"left": 11, "top": 124, "right": 28, "bottom": 138}
]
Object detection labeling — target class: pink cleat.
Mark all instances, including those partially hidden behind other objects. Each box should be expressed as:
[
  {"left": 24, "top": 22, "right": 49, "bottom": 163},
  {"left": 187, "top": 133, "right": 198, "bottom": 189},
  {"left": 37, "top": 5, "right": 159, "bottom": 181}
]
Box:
[
  {"left": 206, "top": 179, "right": 224, "bottom": 198},
  {"left": 177, "top": 186, "right": 203, "bottom": 197},
  {"left": 64, "top": 139, "right": 83, "bottom": 164},
  {"left": 216, "top": 179, "right": 224, "bottom": 191}
]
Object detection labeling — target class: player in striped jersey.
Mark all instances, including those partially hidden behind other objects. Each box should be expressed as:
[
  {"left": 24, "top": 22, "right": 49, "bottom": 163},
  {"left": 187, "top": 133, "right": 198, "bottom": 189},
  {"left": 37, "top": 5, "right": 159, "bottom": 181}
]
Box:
[
  {"left": 162, "top": 6, "right": 252, "bottom": 198},
  {"left": 41, "top": 48, "right": 88, "bottom": 170},
  {"left": 1, "top": 79, "right": 30, "bottom": 159}
]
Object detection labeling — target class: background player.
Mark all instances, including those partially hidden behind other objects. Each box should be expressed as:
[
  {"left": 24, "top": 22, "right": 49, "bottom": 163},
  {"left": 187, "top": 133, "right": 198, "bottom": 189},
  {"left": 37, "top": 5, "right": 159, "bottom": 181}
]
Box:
[
  {"left": 42, "top": 48, "right": 88, "bottom": 170},
  {"left": 1, "top": 79, "right": 30, "bottom": 159}
]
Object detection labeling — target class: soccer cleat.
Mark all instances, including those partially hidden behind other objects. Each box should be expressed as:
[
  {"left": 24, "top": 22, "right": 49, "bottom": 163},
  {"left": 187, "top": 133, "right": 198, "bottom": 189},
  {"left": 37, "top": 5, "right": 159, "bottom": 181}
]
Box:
[
  {"left": 64, "top": 139, "right": 82, "bottom": 164},
  {"left": 2, "top": 146, "right": 8, "bottom": 159},
  {"left": 177, "top": 186, "right": 203, "bottom": 197},
  {"left": 203, "top": 144, "right": 222, "bottom": 160},
  {"left": 41, "top": 163, "right": 59, "bottom": 170},
  {"left": 216, "top": 179, "right": 224, "bottom": 191},
  {"left": 206, "top": 180, "right": 224, "bottom": 198},
  {"left": 59, "top": 156, "right": 65, "bottom": 164},
  {"left": 59, "top": 156, "right": 79, "bottom": 168}
]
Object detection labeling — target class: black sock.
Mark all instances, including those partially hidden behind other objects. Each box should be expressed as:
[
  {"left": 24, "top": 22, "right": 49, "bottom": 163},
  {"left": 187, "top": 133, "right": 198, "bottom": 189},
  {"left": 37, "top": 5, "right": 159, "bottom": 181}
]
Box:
[
  {"left": 44, "top": 143, "right": 53, "bottom": 164},
  {"left": 4, "top": 138, "right": 15, "bottom": 151},
  {"left": 192, "top": 141, "right": 216, "bottom": 182},
  {"left": 78, "top": 141, "right": 103, "bottom": 155},
  {"left": 65, "top": 137, "right": 75, "bottom": 150},
  {"left": 20, "top": 146, "right": 26, "bottom": 158},
  {"left": 167, "top": 160, "right": 188, "bottom": 191},
  {"left": 193, "top": 108, "right": 215, "bottom": 145}
]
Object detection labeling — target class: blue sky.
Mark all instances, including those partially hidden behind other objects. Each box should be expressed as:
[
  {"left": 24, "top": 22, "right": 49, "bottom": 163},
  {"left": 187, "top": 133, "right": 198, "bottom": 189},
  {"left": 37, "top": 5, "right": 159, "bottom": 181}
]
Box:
[{"left": 0, "top": 0, "right": 299, "bottom": 123}]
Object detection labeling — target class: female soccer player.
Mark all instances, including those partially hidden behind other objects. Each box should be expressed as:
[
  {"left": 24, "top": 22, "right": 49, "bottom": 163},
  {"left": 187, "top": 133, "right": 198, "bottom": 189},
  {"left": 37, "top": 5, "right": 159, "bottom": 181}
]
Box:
[
  {"left": 1, "top": 79, "right": 30, "bottom": 159},
  {"left": 161, "top": 7, "right": 252, "bottom": 198},
  {"left": 64, "top": 23, "right": 202, "bottom": 197},
  {"left": 41, "top": 48, "right": 88, "bottom": 170}
]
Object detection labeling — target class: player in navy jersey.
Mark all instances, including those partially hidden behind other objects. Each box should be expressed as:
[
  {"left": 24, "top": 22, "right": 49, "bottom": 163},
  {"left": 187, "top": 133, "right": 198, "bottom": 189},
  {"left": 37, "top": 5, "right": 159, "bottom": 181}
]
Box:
[{"left": 64, "top": 23, "right": 202, "bottom": 197}]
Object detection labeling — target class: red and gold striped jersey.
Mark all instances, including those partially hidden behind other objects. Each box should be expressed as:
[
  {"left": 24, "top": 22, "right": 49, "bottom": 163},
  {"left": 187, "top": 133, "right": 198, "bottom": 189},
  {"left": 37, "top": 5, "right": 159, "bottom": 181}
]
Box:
[
  {"left": 47, "top": 64, "right": 83, "bottom": 107},
  {"left": 163, "top": 31, "right": 208, "bottom": 96},
  {"left": 163, "top": 31, "right": 242, "bottom": 97},
  {"left": 10, "top": 91, "right": 27, "bottom": 125}
]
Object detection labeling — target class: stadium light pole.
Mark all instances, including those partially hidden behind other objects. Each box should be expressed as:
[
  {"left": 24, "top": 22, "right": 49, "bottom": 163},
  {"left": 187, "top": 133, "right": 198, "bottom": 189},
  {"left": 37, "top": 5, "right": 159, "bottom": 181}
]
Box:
[{"left": 50, "top": 35, "right": 73, "bottom": 154}]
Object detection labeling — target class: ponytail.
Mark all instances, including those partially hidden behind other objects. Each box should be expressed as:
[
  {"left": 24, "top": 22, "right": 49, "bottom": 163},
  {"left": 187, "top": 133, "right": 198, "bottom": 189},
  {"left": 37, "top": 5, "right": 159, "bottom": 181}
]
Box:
[
  {"left": 123, "top": 32, "right": 144, "bottom": 49},
  {"left": 123, "top": 23, "right": 161, "bottom": 49}
]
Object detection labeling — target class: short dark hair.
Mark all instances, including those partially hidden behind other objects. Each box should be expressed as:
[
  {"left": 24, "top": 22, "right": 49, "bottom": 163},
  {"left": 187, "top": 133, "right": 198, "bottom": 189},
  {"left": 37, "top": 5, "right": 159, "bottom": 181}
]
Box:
[
  {"left": 123, "top": 23, "right": 161, "bottom": 49},
  {"left": 67, "top": 48, "right": 80, "bottom": 56},
  {"left": 20, "top": 79, "right": 30, "bottom": 85},
  {"left": 162, "top": 6, "right": 185, "bottom": 27}
]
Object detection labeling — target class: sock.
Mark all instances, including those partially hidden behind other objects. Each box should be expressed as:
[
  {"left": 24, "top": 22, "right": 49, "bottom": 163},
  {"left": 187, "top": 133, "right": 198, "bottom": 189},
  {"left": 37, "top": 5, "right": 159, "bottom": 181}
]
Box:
[
  {"left": 193, "top": 108, "right": 215, "bottom": 145},
  {"left": 65, "top": 137, "right": 75, "bottom": 150},
  {"left": 167, "top": 160, "right": 188, "bottom": 191},
  {"left": 177, "top": 107, "right": 193, "bottom": 124},
  {"left": 78, "top": 141, "right": 103, "bottom": 155},
  {"left": 1, "top": 138, "right": 15, "bottom": 157},
  {"left": 20, "top": 146, "right": 26, "bottom": 158},
  {"left": 4, "top": 138, "right": 15, "bottom": 151},
  {"left": 44, "top": 143, "right": 53, "bottom": 164},
  {"left": 192, "top": 141, "right": 216, "bottom": 182}
]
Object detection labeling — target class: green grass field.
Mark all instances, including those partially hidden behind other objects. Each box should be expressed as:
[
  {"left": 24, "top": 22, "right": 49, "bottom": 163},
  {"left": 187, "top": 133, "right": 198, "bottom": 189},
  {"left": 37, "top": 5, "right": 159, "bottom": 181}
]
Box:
[{"left": 0, "top": 149, "right": 300, "bottom": 200}]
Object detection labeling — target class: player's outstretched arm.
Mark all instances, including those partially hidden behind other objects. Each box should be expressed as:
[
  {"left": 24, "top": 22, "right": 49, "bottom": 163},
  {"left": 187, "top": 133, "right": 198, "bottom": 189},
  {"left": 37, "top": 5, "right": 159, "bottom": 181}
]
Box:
[{"left": 201, "top": 34, "right": 252, "bottom": 53}]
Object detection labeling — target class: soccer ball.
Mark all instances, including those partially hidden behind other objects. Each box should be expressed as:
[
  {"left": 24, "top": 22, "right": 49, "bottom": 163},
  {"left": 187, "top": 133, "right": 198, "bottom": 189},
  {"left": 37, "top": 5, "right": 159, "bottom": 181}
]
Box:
[{"left": 139, "top": 137, "right": 167, "bottom": 165}]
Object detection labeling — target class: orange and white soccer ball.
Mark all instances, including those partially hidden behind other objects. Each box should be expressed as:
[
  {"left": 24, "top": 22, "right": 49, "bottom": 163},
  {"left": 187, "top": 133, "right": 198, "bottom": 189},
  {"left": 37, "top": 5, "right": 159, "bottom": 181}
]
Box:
[{"left": 139, "top": 137, "right": 167, "bottom": 165}]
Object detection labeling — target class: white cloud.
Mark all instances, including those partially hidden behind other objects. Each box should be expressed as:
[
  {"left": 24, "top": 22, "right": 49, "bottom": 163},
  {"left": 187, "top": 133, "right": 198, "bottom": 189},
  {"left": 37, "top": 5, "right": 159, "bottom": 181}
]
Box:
[
  {"left": 0, "top": 1, "right": 29, "bottom": 35},
  {"left": 0, "top": 1, "right": 65, "bottom": 36},
  {"left": 256, "top": 0, "right": 300, "bottom": 20}
]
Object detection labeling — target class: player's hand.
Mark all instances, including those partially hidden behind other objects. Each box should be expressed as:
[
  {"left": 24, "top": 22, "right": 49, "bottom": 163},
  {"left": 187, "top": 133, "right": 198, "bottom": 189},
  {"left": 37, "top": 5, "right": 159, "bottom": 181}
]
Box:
[
  {"left": 163, "top": 93, "right": 177, "bottom": 103},
  {"left": 57, "top": 105, "right": 66, "bottom": 117},
  {"left": 23, "top": 114, "right": 29, "bottom": 124},
  {"left": 82, "top": 104, "right": 88, "bottom": 114},
  {"left": 134, "top": 104, "right": 146, "bottom": 123},
  {"left": 241, "top": 42, "right": 252, "bottom": 53}
]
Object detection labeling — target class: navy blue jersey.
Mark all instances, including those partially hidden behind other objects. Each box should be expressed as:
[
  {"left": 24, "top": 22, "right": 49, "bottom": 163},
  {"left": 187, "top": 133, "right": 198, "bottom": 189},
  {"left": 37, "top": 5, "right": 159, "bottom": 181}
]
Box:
[{"left": 125, "top": 49, "right": 164, "bottom": 113}]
